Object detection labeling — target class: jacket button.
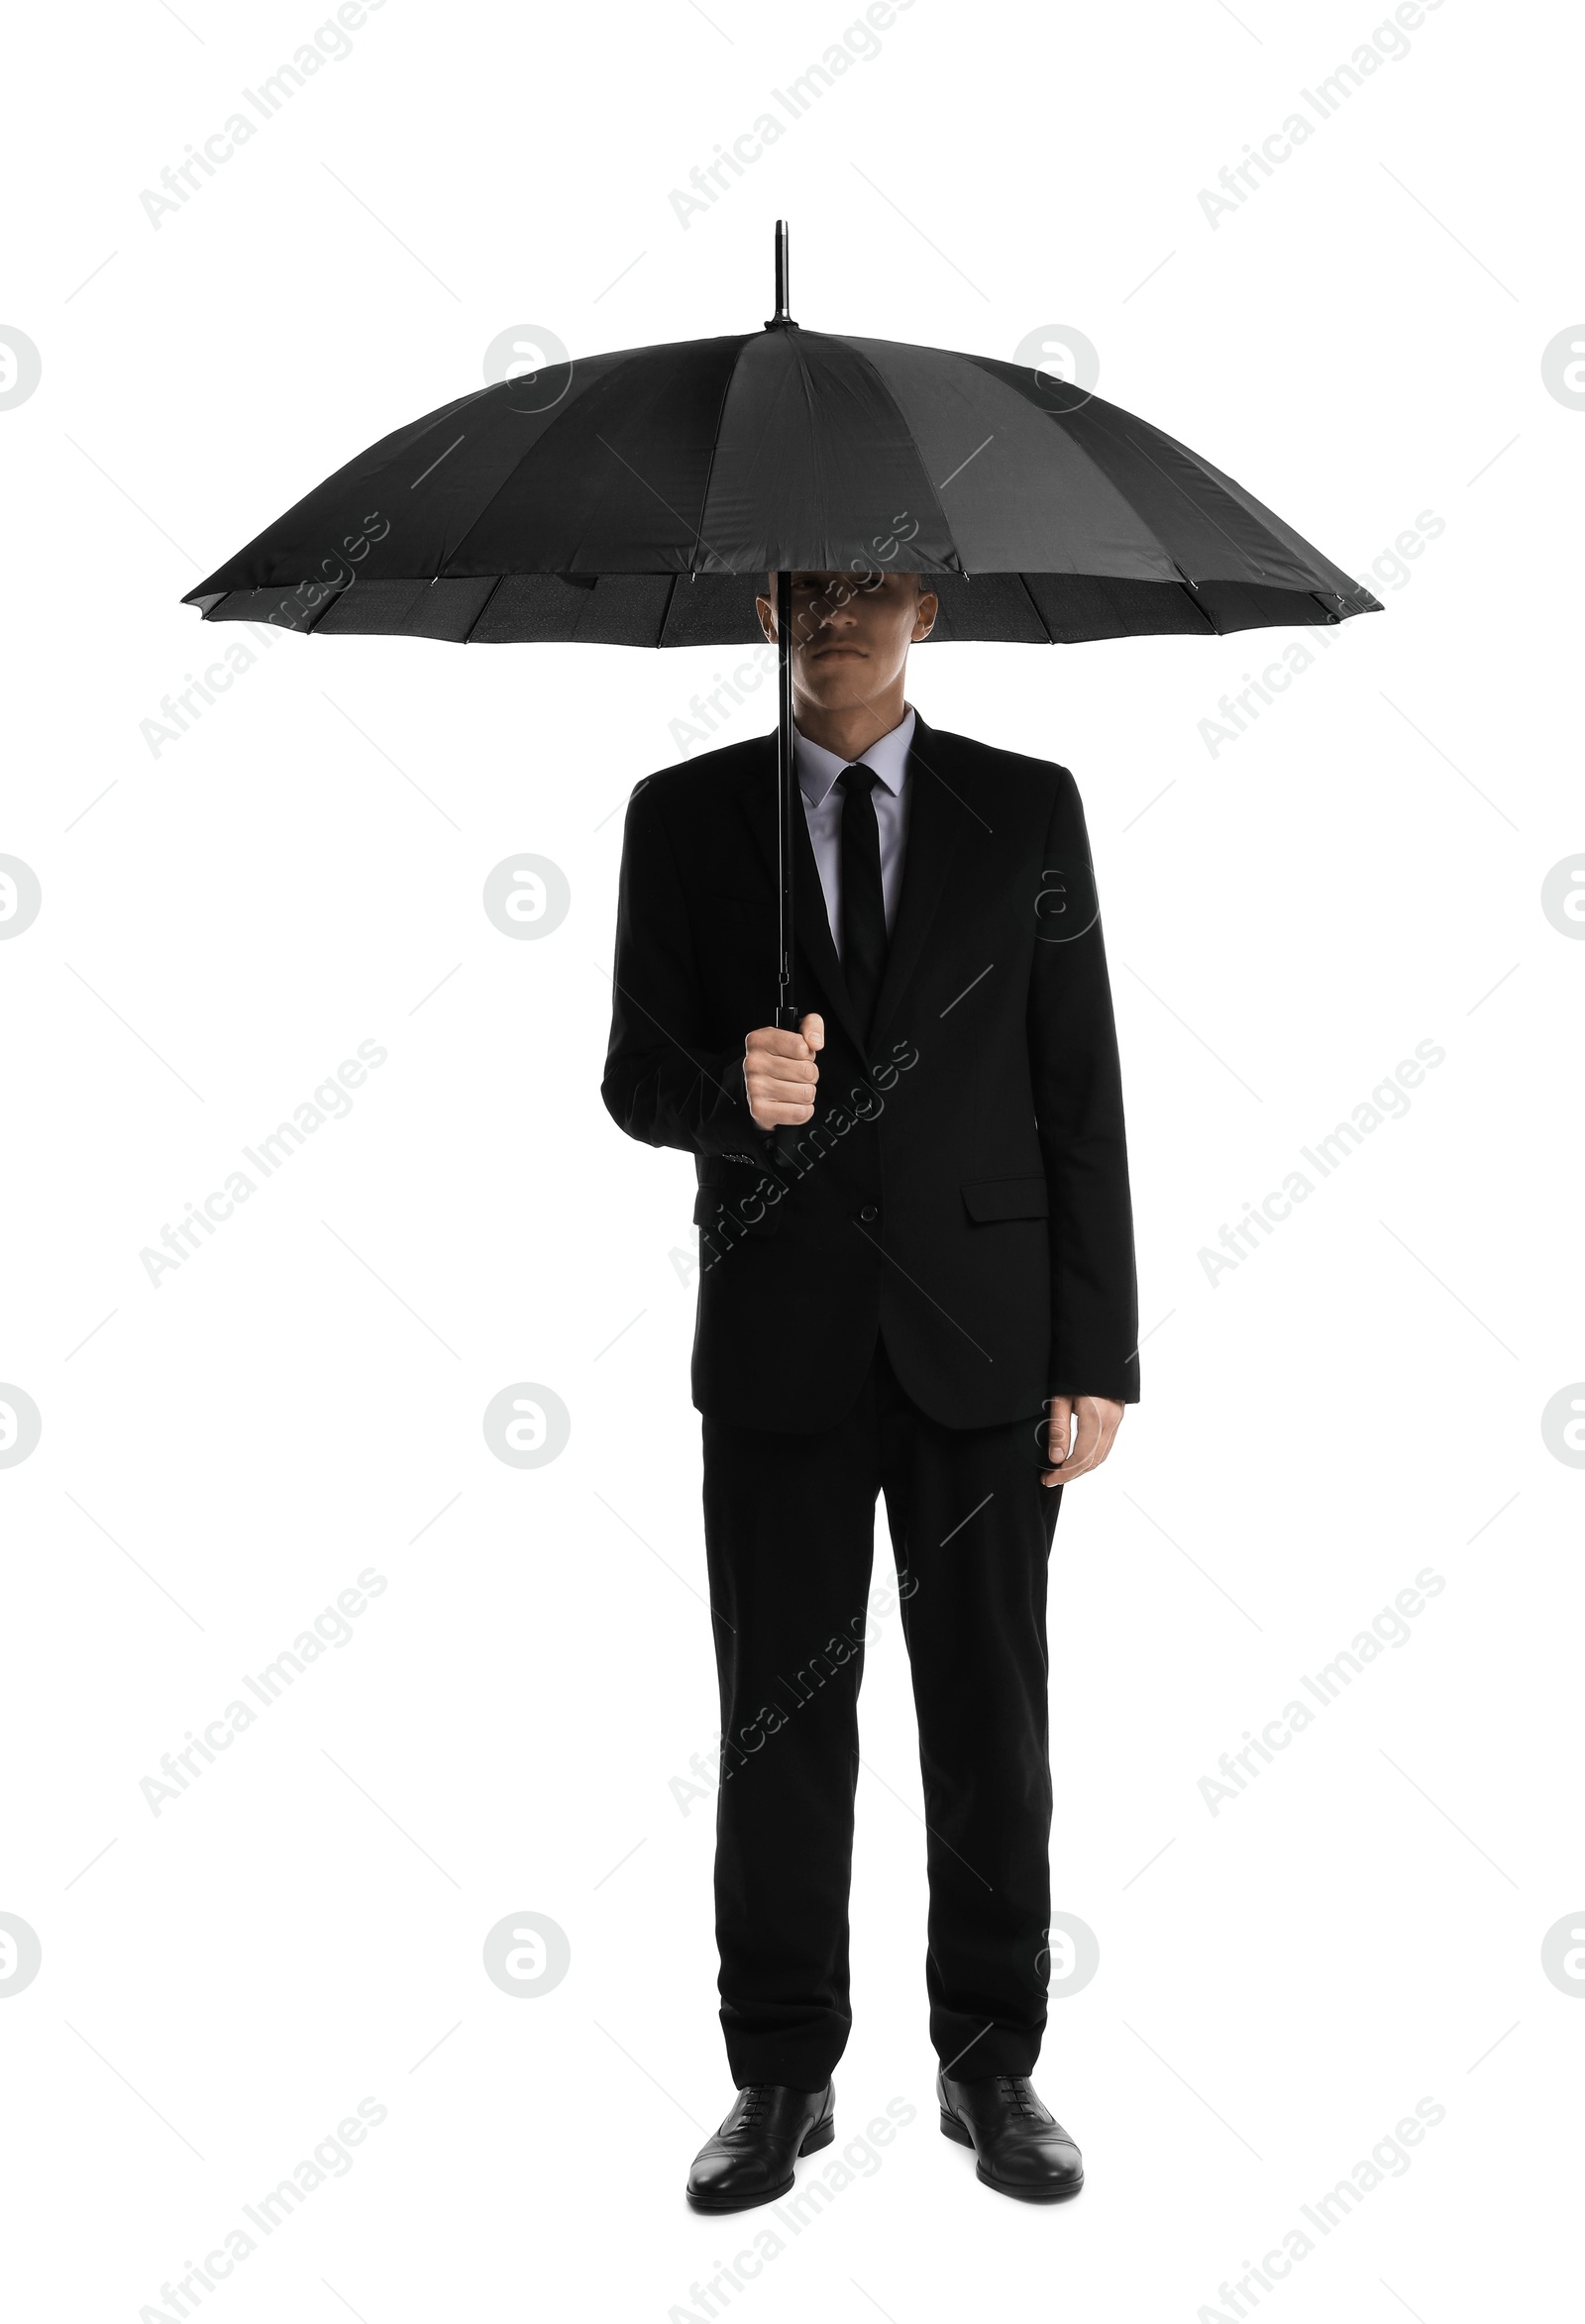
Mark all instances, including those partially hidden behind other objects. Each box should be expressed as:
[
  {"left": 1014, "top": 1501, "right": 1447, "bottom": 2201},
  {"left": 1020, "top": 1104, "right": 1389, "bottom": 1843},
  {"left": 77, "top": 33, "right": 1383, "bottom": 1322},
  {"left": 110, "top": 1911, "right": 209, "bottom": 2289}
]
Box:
[{"left": 859, "top": 1204, "right": 879, "bottom": 1223}]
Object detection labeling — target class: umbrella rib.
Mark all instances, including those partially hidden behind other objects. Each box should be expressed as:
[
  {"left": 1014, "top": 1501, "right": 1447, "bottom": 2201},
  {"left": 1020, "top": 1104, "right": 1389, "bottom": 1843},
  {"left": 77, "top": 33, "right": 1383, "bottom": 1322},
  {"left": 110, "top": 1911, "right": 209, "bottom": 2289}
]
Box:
[
  {"left": 461, "top": 573, "right": 505, "bottom": 643},
  {"left": 1014, "top": 572, "right": 1055, "bottom": 644},
  {"left": 301, "top": 585, "right": 347, "bottom": 634},
  {"left": 687, "top": 343, "right": 750, "bottom": 577},
  {"left": 1174, "top": 578, "right": 1218, "bottom": 634},
  {"left": 441, "top": 347, "right": 644, "bottom": 576},
  {"left": 833, "top": 336, "right": 962, "bottom": 579},
  {"left": 594, "top": 431, "right": 737, "bottom": 576}
]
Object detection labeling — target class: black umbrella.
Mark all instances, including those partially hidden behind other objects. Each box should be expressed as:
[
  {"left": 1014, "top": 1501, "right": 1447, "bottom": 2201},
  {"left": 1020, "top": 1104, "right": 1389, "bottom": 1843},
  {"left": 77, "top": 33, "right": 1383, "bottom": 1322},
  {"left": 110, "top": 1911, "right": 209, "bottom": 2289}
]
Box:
[{"left": 183, "top": 220, "right": 1380, "bottom": 1034}]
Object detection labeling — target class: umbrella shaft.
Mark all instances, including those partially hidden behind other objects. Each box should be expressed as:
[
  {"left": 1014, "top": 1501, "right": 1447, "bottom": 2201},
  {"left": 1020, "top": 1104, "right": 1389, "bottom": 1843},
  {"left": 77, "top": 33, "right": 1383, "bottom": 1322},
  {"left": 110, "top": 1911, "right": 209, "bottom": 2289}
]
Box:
[{"left": 776, "top": 568, "right": 797, "bottom": 1031}]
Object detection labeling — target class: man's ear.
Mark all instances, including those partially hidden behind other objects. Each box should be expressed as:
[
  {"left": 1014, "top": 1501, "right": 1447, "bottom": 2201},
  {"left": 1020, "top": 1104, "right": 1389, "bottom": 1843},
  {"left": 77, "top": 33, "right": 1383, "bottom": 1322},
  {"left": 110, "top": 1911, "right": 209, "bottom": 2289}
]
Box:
[
  {"left": 912, "top": 588, "right": 939, "bottom": 643},
  {"left": 755, "top": 593, "right": 777, "bottom": 645}
]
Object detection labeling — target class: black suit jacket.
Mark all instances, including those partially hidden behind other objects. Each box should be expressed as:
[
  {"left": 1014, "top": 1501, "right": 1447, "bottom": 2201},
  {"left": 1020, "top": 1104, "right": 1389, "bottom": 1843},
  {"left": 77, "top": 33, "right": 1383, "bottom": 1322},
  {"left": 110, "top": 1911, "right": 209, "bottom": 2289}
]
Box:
[{"left": 601, "top": 711, "right": 1139, "bottom": 1431}]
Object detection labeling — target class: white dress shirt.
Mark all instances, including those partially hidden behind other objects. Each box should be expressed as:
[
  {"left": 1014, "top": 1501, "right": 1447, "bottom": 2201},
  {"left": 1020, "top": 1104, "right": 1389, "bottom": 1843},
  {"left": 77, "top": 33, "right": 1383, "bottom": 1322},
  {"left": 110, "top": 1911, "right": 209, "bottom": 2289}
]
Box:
[{"left": 793, "top": 704, "right": 916, "bottom": 959}]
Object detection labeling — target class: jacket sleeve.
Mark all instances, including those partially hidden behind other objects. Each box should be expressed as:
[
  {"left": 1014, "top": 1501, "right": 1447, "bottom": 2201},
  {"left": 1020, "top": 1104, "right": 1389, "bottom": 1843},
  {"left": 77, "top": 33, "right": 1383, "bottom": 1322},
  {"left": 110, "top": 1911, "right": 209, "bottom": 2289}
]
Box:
[
  {"left": 1026, "top": 770, "right": 1141, "bottom": 1404},
  {"left": 600, "top": 775, "right": 773, "bottom": 1163}
]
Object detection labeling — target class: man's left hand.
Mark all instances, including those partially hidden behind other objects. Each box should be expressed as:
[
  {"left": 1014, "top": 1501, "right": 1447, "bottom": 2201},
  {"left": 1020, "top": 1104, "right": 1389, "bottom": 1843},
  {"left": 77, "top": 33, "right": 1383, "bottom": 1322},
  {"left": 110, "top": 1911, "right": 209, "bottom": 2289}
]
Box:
[{"left": 1042, "top": 1395, "right": 1124, "bottom": 1486}]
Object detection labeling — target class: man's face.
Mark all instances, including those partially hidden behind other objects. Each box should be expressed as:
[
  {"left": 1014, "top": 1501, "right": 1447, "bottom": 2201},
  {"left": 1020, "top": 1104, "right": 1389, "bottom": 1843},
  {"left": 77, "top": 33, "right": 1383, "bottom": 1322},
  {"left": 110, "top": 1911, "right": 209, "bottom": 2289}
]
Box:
[{"left": 755, "top": 571, "right": 937, "bottom": 711}]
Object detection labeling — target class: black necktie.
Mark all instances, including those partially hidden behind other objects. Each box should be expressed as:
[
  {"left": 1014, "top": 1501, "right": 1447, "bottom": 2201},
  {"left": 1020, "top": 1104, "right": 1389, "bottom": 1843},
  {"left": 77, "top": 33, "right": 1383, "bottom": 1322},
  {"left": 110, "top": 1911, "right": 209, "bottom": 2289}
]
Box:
[{"left": 837, "top": 764, "right": 888, "bottom": 1041}]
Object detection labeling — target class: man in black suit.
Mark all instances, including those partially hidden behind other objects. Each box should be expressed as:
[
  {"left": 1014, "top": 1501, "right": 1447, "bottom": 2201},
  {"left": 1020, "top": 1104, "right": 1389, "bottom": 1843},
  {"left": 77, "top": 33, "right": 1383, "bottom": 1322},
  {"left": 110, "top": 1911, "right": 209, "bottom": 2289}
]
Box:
[{"left": 602, "top": 570, "right": 1138, "bottom": 2209}]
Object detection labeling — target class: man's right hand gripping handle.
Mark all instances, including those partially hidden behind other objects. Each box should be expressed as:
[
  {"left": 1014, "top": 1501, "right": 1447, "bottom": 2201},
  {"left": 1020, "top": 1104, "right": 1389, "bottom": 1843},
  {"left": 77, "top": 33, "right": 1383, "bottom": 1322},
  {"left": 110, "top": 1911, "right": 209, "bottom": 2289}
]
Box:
[{"left": 743, "top": 1013, "right": 825, "bottom": 1130}]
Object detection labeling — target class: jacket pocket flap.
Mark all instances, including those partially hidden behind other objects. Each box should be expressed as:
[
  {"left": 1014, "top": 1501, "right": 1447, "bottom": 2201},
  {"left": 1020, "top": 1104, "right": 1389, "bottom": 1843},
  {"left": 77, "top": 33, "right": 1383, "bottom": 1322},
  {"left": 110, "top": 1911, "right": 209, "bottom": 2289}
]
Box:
[
  {"left": 694, "top": 1178, "right": 783, "bottom": 1233},
  {"left": 962, "top": 1175, "right": 1049, "bottom": 1222}
]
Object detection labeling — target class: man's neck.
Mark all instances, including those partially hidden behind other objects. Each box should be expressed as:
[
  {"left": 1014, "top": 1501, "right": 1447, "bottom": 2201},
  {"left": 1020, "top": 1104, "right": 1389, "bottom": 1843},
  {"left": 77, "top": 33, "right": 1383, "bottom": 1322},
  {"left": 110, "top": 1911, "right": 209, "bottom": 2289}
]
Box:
[{"left": 792, "top": 687, "right": 909, "bottom": 764}]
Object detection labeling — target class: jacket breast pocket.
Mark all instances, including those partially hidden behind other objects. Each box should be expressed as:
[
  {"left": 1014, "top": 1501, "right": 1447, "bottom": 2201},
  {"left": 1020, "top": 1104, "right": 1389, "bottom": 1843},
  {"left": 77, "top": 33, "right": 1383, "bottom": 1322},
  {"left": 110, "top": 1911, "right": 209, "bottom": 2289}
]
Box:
[{"left": 962, "top": 1175, "right": 1049, "bottom": 1222}]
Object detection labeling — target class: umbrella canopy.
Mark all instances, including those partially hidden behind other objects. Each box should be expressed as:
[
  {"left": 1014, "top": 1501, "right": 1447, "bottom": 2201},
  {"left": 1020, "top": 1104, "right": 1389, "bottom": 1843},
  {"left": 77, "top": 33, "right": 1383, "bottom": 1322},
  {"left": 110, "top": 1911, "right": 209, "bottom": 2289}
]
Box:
[
  {"left": 182, "top": 287, "right": 1379, "bottom": 649},
  {"left": 182, "top": 221, "right": 1379, "bottom": 1038}
]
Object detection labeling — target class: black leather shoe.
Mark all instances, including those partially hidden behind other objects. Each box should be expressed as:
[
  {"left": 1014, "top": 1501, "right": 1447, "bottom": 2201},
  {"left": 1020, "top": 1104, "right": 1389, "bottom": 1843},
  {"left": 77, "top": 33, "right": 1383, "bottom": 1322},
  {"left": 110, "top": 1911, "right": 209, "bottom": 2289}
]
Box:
[
  {"left": 687, "top": 2080, "right": 836, "bottom": 2211},
  {"left": 937, "top": 2069, "right": 1083, "bottom": 2201}
]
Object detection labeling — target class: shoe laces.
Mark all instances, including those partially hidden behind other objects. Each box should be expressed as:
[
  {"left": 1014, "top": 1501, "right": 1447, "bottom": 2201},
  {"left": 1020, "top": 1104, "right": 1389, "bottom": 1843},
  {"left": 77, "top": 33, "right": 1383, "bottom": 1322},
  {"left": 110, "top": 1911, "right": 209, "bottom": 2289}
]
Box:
[{"left": 994, "top": 2073, "right": 1040, "bottom": 2117}]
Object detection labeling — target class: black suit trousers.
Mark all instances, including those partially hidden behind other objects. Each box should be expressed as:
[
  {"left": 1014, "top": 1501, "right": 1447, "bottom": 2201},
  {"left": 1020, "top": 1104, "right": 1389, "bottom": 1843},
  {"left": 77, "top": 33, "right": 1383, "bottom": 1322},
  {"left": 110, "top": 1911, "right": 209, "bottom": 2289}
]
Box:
[{"left": 701, "top": 1328, "right": 1062, "bottom": 2090}]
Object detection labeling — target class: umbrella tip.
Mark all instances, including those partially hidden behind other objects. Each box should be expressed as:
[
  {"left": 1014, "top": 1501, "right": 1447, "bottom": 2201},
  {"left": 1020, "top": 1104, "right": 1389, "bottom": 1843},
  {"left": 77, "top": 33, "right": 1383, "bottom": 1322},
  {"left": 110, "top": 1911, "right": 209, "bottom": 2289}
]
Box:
[{"left": 765, "top": 218, "right": 794, "bottom": 330}]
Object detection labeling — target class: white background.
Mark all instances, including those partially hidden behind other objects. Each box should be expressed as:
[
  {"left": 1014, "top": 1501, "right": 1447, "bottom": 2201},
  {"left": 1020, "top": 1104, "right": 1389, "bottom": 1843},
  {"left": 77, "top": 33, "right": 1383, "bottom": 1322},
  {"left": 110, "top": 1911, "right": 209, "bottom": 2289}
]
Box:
[{"left": 3, "top": 0, "right": 1582, "bottom": 2316}]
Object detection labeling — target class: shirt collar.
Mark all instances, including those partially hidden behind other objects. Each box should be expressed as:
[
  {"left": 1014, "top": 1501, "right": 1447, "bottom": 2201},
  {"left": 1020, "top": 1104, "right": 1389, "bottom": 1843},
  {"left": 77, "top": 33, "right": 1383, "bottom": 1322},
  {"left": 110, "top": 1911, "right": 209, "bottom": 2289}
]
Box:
[{"left": 793, "top": 704, "right": 916, "bottom": 808}]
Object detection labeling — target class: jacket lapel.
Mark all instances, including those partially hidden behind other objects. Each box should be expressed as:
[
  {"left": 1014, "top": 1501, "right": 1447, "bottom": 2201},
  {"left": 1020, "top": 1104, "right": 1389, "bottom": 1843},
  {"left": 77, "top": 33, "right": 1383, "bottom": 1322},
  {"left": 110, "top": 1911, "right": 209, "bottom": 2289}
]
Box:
[{"left": 868, "top": 712, "right": 986, "bottom": 1050}]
